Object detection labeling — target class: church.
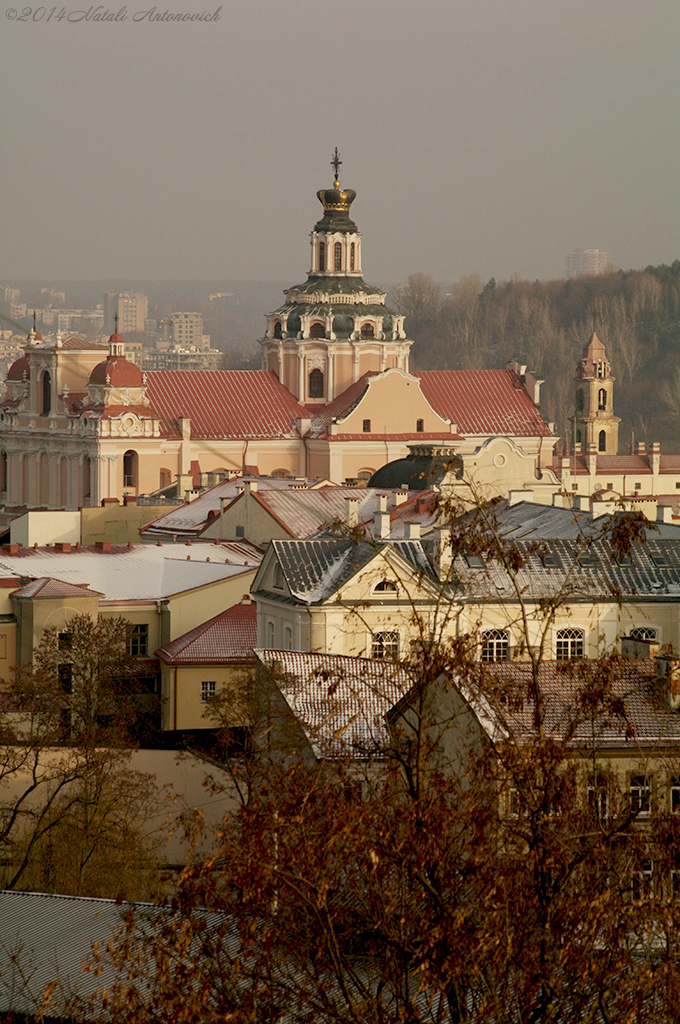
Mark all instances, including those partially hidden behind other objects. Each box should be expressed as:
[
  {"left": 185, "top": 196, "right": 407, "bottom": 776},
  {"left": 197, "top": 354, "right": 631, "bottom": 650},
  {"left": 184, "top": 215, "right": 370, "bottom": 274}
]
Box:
[{"left": 0, "top": 160, "right": 558, "bottom": 511}]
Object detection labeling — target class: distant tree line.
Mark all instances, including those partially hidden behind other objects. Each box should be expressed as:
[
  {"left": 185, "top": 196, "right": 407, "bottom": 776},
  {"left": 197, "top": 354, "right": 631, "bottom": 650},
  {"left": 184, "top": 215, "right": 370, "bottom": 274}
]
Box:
[{"left": 391, "top": 262, "right": 680, "bottom": 452}]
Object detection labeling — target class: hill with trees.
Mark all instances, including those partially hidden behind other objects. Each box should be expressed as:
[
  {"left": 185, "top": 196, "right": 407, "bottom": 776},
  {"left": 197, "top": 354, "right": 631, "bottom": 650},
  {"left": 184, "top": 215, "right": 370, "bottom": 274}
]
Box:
[{"left": 392, "top": 262, "right": 680, "bottom": 452}]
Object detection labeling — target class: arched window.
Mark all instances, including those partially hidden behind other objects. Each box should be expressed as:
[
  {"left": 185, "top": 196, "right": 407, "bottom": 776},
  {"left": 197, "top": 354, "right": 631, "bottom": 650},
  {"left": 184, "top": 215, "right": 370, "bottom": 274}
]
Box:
[
  {"left": 630, "top": 627, "right": 658, "bottom": 642},
  {"left": 266, "top": 620, "right": 275, "bottom": 647},
  {"left": 309, "top": 368, "right": 324, "bottom": 398},
  {"left": 360, "top": 322, "right": 375, "bottom": 339},
  {"left": 598, "top": 388, "right": 607, "bottom": 411},
  {"left": 160, "top": 468, "right": 171, "bottom": 488},
  {"left": 350, "top": 242, "right": 355, "bottom": 271},
  {"left": 556, "top": 627, "right": 584, "bottom": 660},
  {"left": 284, "top": 625, "right": 293, "bottom": 651},
  {"left": 334, "top": 241, "right": 342, "bottom": 271},
  {"left": 318, "top": 241, "right": 325, "bottom": 272},
  {"left": 374, "top": 580, "right": 398, "bottom": 593},
  {"left": 481, "top": 629, "right": 509, "bottom": 662},
  {"left": 371, "top": 631, "right": 399, "bottom": 660},
  {"left": 577, "top": 389, "right": 584, "bottom": 411},
  {"left": 598, "top": 430, "right": 606, "bottom": 452},
  {"left": 41, "top": 371, "right": 51, "bottom": 416},
  {"left": 123, "top": 450, "right": 138, "bottom": 489},
  {"left": 273, "top": 321, "right": 282, "bottom": 339},
  {"left": 310, "top": 322, "right": 325, "bottom": 339}
]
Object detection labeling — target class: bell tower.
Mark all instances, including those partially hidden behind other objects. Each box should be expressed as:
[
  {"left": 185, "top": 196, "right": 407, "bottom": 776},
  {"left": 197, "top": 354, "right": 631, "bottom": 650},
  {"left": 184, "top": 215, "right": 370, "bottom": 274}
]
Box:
[
  {"left": 571, "top": 330, "right": 619, "bottom": 455},
  {"left": 259, "top": 150, "right": 412, "bottom": 405}
]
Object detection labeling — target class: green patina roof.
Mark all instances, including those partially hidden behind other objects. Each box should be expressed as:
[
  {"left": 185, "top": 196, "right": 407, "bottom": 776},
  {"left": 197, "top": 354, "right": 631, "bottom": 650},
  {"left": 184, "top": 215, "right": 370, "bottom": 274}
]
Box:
[{"left": 285, "top": 275, "right": 386, "bottom": 298}]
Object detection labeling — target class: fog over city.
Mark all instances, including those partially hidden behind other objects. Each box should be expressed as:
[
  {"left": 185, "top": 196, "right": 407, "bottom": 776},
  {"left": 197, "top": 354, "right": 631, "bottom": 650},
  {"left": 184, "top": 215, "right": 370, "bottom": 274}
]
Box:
[{"left": 1, "top": 0, "right": 678, "bottom": 285}]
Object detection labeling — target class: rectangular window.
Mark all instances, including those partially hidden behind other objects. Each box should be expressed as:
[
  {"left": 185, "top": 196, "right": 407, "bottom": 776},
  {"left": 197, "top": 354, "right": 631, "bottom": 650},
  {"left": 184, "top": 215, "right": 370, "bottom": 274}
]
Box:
[
  {"left": 235, "top": 525, "right": 245, "bottom": 538},
  {"left": 587, "top": 775, "right": 609, "bottom": 824},
  {"left": 670, "top": 776, "right": 680, "bottom": 814},
  {"left": 371, "top": 631, "right": 399, "bottom": 660},
  {"left": 128, "top": 624, "right": 149, "bottom": 657},
  {"left": 201, "top": 680, "right": 216, "bottom": 703},
  {"left": 630, "top": 774, "right": 652, "bottom": 818},
  {"left": 416, "top": 419, "right": 424, "bottom": 433},
  {"left": 507, "top": 783, "right": 521, "bottom": 819},
  {"left": 362, "top": 419, "right": 371, "bottom": 432},
  {"left": 58, "top": 631, "right": 72, "bottom": 651},
  {"left": 58, "top": 663, "right": 73, "bottom": 694}
]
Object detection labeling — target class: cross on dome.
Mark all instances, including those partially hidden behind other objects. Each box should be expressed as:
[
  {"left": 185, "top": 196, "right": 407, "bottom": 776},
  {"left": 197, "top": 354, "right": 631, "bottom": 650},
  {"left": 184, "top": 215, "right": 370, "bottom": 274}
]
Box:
[{"left": 331, "top": 146, "right": 342, "bottom": 188}]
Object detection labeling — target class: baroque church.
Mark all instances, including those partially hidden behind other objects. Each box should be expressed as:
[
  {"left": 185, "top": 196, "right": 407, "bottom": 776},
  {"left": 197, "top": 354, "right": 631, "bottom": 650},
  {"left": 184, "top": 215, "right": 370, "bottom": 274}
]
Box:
[{"left": 0, "top": 161, "right": 560, "bottom": 512}]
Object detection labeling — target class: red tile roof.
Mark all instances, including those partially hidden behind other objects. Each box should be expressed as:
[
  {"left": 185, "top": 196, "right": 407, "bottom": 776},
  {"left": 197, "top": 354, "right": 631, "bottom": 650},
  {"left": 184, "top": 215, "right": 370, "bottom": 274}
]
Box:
[
  {"left": 144, "top": 371, "right": 307, "bottom": 440},
  {"left": 61, "top": 337, "right": 107, "bottom": 351},
  {"left": 156, "top": 601, "right": 256, "bottom": 664},
  {"left": 415, "top": 369, "right": 552, "bottom": 437},
  {"left": 11, "top": 577, "right": 102, "bottom": 599},
  {"left": 308, "top": 374, "right": 374, "bottom": 438}
]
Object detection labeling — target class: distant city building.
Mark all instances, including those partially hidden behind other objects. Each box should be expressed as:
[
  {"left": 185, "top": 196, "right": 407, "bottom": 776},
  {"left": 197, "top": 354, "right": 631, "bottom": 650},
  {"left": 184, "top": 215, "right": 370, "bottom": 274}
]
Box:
[
  {"left": 142, "top": 346, "right": 222, "bottom": 372},
  {"left": 103, "top": 292, "right": 148, "bottom": 333},
  {"left": 169, "top": 312, "right": 209, "bottom": 350},
  {"left": 2, "top": 288, "right": 21, "bottom": 305},
  {"left": 566, "top": 249, "right": 608, "bottom": 277},
  {"left": 37, "top": 308, "right": 104, "bottom": 333}
]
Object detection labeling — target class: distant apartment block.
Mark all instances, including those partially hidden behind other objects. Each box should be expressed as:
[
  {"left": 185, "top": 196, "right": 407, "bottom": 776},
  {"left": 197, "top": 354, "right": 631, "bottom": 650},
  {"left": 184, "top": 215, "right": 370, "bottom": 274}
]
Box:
[
  {"left": 169, "top": 312, "right": 209, "bottom": 350},
  {"left": 103, "top": 292, "right": 148, "bottom": 333},
  {"left": 142, "top": 346, "right": 222, "bottom": 372},
  {"left": 566, "top": 249, "right": 609, "bottom": 277},
  {"left": 2, "top": 288, "right": 21, "bottom": 305},
  {"left": 38, "top": 308, "right": 104, "bottom": 333}
]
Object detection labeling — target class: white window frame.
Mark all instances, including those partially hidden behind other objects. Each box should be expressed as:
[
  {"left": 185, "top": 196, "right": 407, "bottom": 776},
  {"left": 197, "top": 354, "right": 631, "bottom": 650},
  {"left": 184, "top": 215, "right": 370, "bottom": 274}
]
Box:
[
  {"left": 481, "top": 629, "right": 510, "bottom": 663},
  {"left": 371, "top": 631, "right": 399, "bottom": 660},
  {"left": 266, "top": 619, "right": 276, "bottom": 648},
  {"left": 630, "top": 774, "right": 652, "bottom": 818},
  {"left": 555, "top": 627, "right": 584, "bottom": 660},
  {"left": 201, "top": 680, "right": 216, "bottom": 703}
]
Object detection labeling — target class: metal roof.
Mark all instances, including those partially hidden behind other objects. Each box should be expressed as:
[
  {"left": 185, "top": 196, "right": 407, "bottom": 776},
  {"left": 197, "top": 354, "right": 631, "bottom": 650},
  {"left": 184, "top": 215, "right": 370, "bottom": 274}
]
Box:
[
  {"left": 255, "top": 649, "right": 413, "bottom": 758},
  {"left": 263, "top": 536, "right": 437, "bottom": 604},
  {"left": 0, "top": 543, "right": 260, "bottom": 602},
  {"left": 416, "top": 369, "right": 553, "bottom": 437}
]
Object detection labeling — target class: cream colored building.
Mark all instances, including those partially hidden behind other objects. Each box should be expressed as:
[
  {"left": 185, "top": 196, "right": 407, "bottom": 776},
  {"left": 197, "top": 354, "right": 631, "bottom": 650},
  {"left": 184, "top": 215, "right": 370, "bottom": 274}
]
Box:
[{"left": 0, "top": 169, "right": 557, "bottom": 513}]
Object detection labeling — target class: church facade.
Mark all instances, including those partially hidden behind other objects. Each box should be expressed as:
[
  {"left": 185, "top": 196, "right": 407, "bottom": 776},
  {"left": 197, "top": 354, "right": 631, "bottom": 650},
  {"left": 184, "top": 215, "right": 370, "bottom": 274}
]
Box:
[{"left": 0, "top": 166, "right": 558, "bottom": 512}]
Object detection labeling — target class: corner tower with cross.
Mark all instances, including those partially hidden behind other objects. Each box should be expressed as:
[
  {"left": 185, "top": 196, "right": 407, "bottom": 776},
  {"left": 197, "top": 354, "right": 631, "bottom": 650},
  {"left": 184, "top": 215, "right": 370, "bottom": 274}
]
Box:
[{"left": 259, "top": 150, "right": 412, "bottom": 405}]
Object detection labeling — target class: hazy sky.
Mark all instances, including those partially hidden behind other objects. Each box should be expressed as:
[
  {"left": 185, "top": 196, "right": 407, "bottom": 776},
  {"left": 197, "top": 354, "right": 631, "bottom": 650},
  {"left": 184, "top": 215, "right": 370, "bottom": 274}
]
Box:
[{"left": 1, "top": 0, "right": 678, "bottom": 286}]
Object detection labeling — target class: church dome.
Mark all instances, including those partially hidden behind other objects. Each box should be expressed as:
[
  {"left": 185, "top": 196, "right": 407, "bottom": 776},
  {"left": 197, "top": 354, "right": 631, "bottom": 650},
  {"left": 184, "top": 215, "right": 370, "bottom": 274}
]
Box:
[
  {"left": 6, "top": 354, "right": 30, "bottom": 381},
  {"left": 89, "top": 355, "right": 143, "bottom": 387},
  {"left": 369, "top": 447, "right": 463, "bottom": 490}
]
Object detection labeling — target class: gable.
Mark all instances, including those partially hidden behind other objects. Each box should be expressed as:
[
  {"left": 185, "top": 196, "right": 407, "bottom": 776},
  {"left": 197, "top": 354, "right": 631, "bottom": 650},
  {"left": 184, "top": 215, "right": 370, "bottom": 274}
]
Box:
[{"left": 322, "top": 369, "right": 454, "bottom": 438}]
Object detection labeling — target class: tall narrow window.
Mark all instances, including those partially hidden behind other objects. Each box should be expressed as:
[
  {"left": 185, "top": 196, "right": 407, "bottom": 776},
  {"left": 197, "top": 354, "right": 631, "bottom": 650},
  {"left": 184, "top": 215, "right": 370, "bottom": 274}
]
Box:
[
  {"left": 598, "top": 430, "right": 606, "bottom": 452},
  {"left": 350, "top": 243, "right": 355, "bottom": 271},
  {"left": 309, "top": 368, "right": 324, "bottom": 398},
  {"left": 42, "top": 371, "right": 51, "bottom": 416},
  {"left": 576, "top": 429, "right": 582, "bottom": 445},
  {"left": 318, "top": 241, "right": 325, "bottom": 272},
  {"left": 334, "top": 241, "right": 342, "bottom": 271},
  {"left": 128, "top": 624, "right": 149, "bottom": 657},
  {"left": 577, "top": 389, "right": 584, "bottom": 411},
  {"left": 201, "top": 681, "right": 216, "bottom": 703},
  {"left": 598, "top": 388, "right": 607, "bottom": 411},
  {"left": 273, "top": 321, "right": 282, "bottom": 339},
  {"left": 416, "top": 419, "right": 424, "bottom": 433},
  {"left": 123, "top": 450, "right": 137, "bottom": 489}
]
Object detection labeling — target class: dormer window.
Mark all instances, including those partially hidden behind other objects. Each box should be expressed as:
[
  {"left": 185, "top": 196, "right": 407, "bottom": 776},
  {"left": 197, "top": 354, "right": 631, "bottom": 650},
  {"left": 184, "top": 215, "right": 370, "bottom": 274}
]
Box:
[
  {"left": 334, "top": 242, "right": 342, "bottom": 271},
  {"left": 273, "top": 321, "right": 282, "bottom": 339},
  {"left": 309, "top": 368, "right": 324, "bottom": 398},
  {"left": 360, "top": 322, "right": 375, "bottom": 339},
  {"left": 310, "top": 322, "right": 325, "bottom": 339}
]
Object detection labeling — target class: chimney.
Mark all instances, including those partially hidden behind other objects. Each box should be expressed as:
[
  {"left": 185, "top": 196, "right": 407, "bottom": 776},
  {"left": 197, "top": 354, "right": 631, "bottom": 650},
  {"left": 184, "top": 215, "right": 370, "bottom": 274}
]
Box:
[
  {"left": 394, "top": 489, "right": 409, "bottom": 506},
  {"left": 587, "top": 443, "right": 598, "bottom": 476},
  {"left": 657, "top": 504, "right": 674, "bottom": 524},
  {"left": 432, "top": 526, "right": 452, "bottom": 581},
  {"left": 345, "top": 497, "right": 359, "bottom": 528},
  {"left": 95, "top": 541, "right": 112, "bottom": 552},
  {"left": 123, "top": 494, "right": 137, "bottom": 506},
  {"left": 637, "top": 441, "right": 647, "bottom": 456},
  {"left": 622, "top": 636, "right": 659, "bottom": 661},
  {"left": 404, "top": 522, "right": 421, "bottom": 539},
  {"left": 374, "top": 511, "right": 391, "bottom": 540},
  {"left": 376, "top": 494, "right": 388, "bottom": 513},
  {"left": 651, "top": 442, "right": 661, "bottom": 475},
  {"left": 245, "top": 480, "right": 258, "bottom": 494},
  {"left": 55, "top": 542, "right": 71, "bottom": 553},
  {"left": 178, "top": 417, "right": 191, "bottom": 440},
  {"left": 655, "top": 653, "right": 680, "bottom": 711}
]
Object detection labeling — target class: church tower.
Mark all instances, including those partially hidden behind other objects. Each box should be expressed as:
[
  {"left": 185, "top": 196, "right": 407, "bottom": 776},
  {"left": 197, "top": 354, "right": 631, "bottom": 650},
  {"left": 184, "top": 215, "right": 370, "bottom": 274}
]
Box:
[
  {"left": 259, "top": 150, "right": 412, "bottom": 405},
  {"left": 571, "top": 330, "right": 619, "bottom": 455}
]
